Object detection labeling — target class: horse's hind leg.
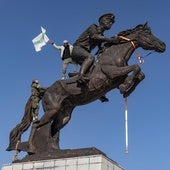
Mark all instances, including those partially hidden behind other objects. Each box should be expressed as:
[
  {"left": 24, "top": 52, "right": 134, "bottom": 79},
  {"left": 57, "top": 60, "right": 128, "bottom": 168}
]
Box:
[
  {"left": 27, "top": 107, "right": 61, "bottom": 152},
  {"left": 36, "top": 108, "right": 59, "bottom": 128},
  {"left": 51, "top": 106, "right": 75, "bottom": 149}
]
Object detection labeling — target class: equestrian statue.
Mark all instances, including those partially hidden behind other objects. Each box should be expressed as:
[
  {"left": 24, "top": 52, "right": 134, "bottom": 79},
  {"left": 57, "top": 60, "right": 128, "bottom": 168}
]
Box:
[{"left": 7, "top": 19, "right": 166, "bottom": 159}]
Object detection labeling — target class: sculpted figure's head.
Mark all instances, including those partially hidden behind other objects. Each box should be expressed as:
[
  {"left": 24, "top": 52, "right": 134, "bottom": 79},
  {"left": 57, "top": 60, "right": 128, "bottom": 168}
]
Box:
[
  {"left": 98, "top": 13, "right": 115, "bottom": 30},
  {"left": 32, "top": 79, "right": 39, "bottom": 84}
]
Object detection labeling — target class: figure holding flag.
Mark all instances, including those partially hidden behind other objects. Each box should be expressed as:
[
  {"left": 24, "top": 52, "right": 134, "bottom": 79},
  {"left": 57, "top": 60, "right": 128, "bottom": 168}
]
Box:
[{"left": 49, "top": 39, "right": 78, "bottom": 79}]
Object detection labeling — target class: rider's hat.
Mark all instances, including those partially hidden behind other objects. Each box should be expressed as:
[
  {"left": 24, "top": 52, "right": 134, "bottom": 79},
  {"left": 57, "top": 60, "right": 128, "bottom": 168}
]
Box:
[{"left": 98, "top": 13, "right": 115, "bottom": 23}]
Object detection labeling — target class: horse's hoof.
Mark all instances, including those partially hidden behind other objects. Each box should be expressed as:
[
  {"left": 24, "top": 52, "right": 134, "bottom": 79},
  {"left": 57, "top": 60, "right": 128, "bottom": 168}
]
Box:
[
  {"left": 6, "top": 146, "right": 13, "bottom": 151},
  {"left": 123, "top": 92, "right": 129, "bottom": 98},
  {"left": 119, "top": 84, "right": 126, "bottom": 94},
  {"left": 51, "top": 143, "right": 60, "bottom": 150},
  {"left": 99, "top": 96, "right": 109, "bottom": 103},
  {"left": 28, "top": 148, "right": 36, "bottom": 154},
  {"left": 123, "top": 88, "right": 133, "bottom": 98}
]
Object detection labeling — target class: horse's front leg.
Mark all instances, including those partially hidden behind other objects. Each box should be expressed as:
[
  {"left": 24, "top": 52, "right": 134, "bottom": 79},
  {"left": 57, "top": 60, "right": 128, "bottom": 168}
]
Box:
[
  {"left": 101, "top": 63, "right": 141, "bottom": 82},
  {"left": 122, "top": 71, "right": 145, "bottom": 98},
  {"left": 101, "top": 64, "right": 140, "bottom": 79},
  {"left": 101, "top": 64, "right": 141, "bottom": 94},
  {"left": 118, "top": 64, "right": 141, "bottom": 94}
]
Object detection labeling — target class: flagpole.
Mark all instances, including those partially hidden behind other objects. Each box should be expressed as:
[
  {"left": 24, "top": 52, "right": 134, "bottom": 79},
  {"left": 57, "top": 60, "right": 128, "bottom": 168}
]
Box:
[{"left": 125, "top": 97, "right": 128, "bottom": 154}]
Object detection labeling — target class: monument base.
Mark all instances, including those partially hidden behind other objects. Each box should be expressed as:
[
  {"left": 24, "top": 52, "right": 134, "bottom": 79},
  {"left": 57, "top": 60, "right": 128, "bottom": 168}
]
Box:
[{"left": 2, "top": 148, "right": 124, "bottom": 170}]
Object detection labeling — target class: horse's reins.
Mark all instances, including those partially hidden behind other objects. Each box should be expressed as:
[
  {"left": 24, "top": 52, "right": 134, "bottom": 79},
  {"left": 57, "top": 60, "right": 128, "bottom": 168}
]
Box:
[
  {"left": 134, "top": 51, "right": 154, "bottom": 64},
  {"left": 118, "top": 35, "right": 154, "bottom": 64}
]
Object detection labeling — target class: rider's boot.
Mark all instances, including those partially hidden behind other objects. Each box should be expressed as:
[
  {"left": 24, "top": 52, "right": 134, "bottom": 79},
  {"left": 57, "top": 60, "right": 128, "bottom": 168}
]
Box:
[
  {"left": 77, "top": 57, "right": 94, "bottom": 84},
  {"left": 77, "top": 73, "right": 90, "bottom": 84},
  {"left": 68, "top": 72, "right": 79, "bottom": 78}
]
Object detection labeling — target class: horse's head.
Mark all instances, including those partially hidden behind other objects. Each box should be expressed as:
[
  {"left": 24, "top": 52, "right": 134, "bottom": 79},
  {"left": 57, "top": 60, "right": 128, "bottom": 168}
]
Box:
[{"left": 118, "top": 23, "right": 166, "bottom": 53}]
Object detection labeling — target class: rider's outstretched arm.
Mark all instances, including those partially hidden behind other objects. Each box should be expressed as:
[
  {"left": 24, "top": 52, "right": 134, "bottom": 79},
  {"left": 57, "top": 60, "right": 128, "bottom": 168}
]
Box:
[{"left": 92, "top": 34, "right": 120, "bottom": 44}]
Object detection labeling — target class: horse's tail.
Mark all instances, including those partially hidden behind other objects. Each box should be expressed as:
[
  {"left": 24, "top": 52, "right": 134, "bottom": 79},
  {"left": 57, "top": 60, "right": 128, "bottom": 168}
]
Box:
[{"left": 6, "top": 96, "right": 33, "bottom": 151}]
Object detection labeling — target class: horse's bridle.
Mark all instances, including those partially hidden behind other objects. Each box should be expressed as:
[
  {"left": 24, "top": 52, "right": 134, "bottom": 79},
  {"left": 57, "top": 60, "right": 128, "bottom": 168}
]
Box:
[
  {"left": 117, "top": 35, "right": 154, "bottom": 64},
  {"left": 117, "top": 35, "right": 136, "bottom": 49},
  {"left": 118, "top": 35, "right": 146, "bottom": 64}
]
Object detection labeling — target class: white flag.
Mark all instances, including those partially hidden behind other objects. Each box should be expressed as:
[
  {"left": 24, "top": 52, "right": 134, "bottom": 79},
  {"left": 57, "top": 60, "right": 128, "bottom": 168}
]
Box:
[{"left": 32, "top": 27, "right": 49, "bottom": 52}]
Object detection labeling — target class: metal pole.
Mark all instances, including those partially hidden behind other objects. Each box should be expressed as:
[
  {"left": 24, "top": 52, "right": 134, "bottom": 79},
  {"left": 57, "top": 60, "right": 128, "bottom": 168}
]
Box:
[{"left": 125, "top": 97, "right": 128, "bottom": 154}]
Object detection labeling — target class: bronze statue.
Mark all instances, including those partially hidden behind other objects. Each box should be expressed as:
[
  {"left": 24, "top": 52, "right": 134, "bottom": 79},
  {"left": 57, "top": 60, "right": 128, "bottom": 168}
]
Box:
[{"left": 7, "top": 22, "right": 166, "bottom": 159}]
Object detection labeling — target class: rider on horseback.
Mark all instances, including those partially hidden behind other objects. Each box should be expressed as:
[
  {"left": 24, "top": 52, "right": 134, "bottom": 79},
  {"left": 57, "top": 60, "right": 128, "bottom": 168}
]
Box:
[{"left": 72, "top": 13, "right": 120, "bottom": 84}]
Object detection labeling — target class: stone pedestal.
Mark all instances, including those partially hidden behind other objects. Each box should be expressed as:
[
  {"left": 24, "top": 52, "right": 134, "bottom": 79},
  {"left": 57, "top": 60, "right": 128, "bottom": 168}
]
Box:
[{"left": 2, "top": 148, "right": 124, "bottom": 170}]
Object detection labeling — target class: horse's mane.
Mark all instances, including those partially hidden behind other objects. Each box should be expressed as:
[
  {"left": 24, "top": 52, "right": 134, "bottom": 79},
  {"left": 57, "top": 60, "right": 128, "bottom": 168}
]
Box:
[
  {"left": 118, "top": 23, "right": 150, "bottom": 36},
  {"left": 97, "top": 23, "right": 150, "bottom": 55}
]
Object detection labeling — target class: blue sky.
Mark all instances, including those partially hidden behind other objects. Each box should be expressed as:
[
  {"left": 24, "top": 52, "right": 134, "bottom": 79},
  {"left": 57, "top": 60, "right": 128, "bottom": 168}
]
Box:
[{"left": 0, "top": 0, "right": 170, "bottom": 169}]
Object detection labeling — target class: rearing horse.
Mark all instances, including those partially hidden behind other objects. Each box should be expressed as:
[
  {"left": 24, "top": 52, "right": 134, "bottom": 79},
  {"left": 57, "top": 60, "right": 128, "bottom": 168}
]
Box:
[{"left": 7, "top": 23, "right": 166, "bottom": 154}]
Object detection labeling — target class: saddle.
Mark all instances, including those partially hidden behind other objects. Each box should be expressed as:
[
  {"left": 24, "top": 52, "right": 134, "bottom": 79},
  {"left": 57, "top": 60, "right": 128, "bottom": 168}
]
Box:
[{"left": 67, "top": 64, "right": 96, "bottom": 84}]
